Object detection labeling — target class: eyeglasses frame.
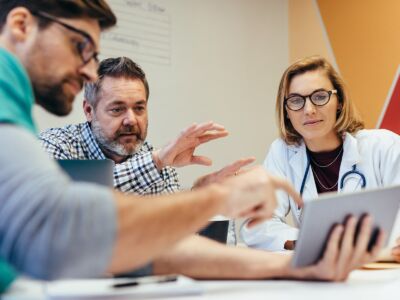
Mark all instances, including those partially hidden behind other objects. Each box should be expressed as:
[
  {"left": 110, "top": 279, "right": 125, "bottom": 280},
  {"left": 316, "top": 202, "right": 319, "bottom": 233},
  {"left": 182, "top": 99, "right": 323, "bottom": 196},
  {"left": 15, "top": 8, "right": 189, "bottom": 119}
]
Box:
[
  {"left": 284, "top": 89, "right": 338, "bottom": 111},
  {"left": 31, "top": 11, "right": 99, "bottom": 66}
]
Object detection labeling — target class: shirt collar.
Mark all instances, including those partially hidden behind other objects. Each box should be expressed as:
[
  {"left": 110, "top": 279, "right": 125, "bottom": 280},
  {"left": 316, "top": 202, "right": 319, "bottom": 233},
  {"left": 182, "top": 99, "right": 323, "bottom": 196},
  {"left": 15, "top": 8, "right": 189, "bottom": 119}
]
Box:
[
  {"left": 81, "top": 122, "right": 107, "bottom": 160},
  {"left": 341, "top": 132, "right": 360, "bottom": 166}
]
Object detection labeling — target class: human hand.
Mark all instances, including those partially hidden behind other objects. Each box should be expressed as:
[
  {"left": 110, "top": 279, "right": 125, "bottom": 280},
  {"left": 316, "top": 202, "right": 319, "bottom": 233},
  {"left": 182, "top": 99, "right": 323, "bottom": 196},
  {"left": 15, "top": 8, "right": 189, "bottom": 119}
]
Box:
[
  {"left": 287, "top": 215, "right": 385, "bottom": 281},
  {"left": 284, "top": 240, "right": 296, "bottom": 250},
  {"left": 152, "top": 122, "right": 228, "bottom": 170},
  {"left": 391, "top": 237, "right": 400, "bottom": 262},
  {"left": 219, "top": 166, "right": 303, "bottom": 225},
  {"left": 192, "top": 157, "right": 256, "bottom": 189}
]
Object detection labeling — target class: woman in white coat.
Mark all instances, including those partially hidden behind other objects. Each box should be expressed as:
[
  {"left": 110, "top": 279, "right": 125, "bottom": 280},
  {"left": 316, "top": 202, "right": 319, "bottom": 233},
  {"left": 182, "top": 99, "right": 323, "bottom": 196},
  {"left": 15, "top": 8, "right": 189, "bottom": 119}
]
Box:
[{"left": 241, "top": 56, "right": 400, "bottom": 257}]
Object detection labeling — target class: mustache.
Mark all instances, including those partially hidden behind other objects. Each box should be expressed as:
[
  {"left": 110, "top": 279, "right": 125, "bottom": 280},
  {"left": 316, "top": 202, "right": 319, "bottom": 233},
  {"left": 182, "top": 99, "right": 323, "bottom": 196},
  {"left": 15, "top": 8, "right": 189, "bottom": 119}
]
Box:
[{"left": 116, "top": 126, "right": 142, "bottom": 138}]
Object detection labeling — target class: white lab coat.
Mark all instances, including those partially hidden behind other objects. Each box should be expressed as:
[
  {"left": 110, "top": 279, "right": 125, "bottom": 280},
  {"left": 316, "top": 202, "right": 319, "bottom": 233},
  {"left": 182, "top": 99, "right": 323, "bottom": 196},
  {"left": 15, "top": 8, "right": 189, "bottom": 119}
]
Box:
[{"left": 241, "top": 129, "right": 400, "bottom": 251}]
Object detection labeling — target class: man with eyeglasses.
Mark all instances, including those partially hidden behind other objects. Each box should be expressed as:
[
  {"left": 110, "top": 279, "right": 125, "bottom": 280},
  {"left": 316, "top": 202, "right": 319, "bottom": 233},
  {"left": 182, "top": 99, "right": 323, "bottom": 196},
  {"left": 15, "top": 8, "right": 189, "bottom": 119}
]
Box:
[{"left": 0, "top": 0, "right": 384, "bottom": 291}]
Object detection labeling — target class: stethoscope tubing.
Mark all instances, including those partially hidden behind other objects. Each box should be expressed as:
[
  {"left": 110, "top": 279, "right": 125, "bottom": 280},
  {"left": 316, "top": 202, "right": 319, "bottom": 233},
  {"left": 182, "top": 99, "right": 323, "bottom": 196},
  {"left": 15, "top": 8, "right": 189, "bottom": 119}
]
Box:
[{"left": 297, "top": 156, "right": 366, "bottom": 219}]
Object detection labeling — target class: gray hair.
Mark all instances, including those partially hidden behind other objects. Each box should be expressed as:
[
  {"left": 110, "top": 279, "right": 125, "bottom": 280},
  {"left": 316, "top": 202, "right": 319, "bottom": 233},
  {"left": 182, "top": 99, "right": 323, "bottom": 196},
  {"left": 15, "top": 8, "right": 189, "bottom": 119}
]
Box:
[{"left": 84, "top": 57, "right": 149, "bottom": 108}]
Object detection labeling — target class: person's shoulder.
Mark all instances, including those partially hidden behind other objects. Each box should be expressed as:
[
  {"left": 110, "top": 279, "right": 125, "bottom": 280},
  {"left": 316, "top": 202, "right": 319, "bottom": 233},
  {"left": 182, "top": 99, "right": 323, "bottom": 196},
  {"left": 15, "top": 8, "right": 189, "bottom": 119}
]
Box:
[
  {"left": 266, "top": 138, "right": 297, "bottom": 163},
  {"left": 354, "top": 129, "right": 400, "bottom": 150},
  {"left": 355, "top": 129, "right": 399, "bottom": 143},
  {"left": 0, "top": 124, "right": 47, "bottom": 158},
  {"left": 39, "top": 123, "right": 86, "bottom": 143},
  {"left": 269, "top": 137, "right": 300, "bottom": 153},
  {"left": 270, "top": 137, "right": 288, "bottom": 150},
  {"left": 0, "top": 124, "right": 37, "bottom": 141}
]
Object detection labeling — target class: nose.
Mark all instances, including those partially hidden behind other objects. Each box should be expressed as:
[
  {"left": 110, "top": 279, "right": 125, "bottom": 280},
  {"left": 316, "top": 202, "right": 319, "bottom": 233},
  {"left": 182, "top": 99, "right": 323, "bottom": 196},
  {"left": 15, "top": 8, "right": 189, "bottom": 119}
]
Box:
[
  {"left": 303, "top": 97, "right": 316, "bottom": 115},
  {"left": 123, "top": 109, "right": 138, "bottom": 126},
  {"left": 78, "top": 59, "right": 98, "bottom": 83}
]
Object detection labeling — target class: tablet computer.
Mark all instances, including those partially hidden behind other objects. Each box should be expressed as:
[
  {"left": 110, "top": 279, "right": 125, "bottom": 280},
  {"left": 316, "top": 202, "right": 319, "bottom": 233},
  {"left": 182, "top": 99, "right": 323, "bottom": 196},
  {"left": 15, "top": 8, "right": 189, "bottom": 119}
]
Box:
[
  {"left": 57, "top": 159, "right": 114, "bottom": 187},
  {"left": 377, "top": 209, "right": 400, "bottom": 262},
  {"left": 292, "top": 185, "right": 400, "bottom": 268}
]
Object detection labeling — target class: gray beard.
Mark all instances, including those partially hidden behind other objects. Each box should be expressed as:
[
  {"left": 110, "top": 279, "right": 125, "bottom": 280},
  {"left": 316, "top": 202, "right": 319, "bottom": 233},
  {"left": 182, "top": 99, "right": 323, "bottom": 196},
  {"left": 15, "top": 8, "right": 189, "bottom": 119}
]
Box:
[{"left": 91, "top": 119, "right": 143, "bottom": 157}]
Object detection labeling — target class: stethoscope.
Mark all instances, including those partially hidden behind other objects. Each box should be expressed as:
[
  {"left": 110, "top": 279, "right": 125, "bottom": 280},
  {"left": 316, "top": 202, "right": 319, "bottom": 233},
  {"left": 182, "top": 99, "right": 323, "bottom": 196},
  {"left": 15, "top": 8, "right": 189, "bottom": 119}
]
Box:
[{"left": 297, "top": 155, "right": 367, "bottom": 220}]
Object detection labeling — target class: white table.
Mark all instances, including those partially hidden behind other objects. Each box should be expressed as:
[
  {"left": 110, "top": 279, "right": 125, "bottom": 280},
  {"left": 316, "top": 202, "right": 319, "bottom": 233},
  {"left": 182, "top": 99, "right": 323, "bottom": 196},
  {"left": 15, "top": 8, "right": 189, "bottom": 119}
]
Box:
[{"left": 4, "top": 269, "right": 400, "bottom": 300}]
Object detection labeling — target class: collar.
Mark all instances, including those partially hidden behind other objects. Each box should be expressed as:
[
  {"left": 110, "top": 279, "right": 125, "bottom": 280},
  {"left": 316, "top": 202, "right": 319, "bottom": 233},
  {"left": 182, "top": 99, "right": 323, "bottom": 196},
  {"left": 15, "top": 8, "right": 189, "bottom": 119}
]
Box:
[
  {"left": 0, "top": 48, "right": 37, "bottom": 134},
  {"left": 81, "top": 122, "right": 107, "bottom": 160},
  {"left": 287, "top": 132, "right": 361, "bottom": 180},
  {"left": 288, "top": 140, "right": 309, "bottom": 181},
  {"left": 341, "top": 132, "right": 361, "bottom": 167}
]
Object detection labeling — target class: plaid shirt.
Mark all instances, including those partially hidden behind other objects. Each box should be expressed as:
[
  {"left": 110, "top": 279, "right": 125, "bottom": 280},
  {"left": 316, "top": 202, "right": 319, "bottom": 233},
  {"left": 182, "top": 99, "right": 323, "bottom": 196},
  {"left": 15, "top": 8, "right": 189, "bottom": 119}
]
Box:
[{"left": 39, "top": 122, "right": 180, "bottom": 195}]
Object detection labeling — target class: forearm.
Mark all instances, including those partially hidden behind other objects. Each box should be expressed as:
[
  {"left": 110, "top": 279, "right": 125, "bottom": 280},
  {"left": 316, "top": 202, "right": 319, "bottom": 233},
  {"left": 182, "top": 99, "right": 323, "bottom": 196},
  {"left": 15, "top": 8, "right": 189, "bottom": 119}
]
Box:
[
  {"left": 108, "top": 185, "right": 226, "bottom": 274},
  {"left": 152, "top": 235, "right": 291, "bottom": 279}
]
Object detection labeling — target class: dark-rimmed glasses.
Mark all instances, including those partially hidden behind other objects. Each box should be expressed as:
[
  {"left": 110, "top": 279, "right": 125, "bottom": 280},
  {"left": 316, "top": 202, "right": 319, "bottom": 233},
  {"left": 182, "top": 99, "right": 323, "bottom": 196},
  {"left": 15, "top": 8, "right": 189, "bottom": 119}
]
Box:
[
  {"left": 31, "top": 11, "right": 99, "bottom": 66},
  {"left": 285, "top": 89, "right": 337, "bottom": 111}
]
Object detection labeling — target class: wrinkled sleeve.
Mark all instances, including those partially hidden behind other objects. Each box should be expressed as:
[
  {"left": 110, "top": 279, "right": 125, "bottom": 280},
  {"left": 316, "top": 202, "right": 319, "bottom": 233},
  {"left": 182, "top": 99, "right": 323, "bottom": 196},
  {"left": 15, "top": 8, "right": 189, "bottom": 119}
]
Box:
[
  {"left": 0, "top": 126, "right": 116, "bottom": 280},
  {"left": 240, "top": 139, "right": 299, "bottom": 251},
  {"left": 113, "top": 152, "right": 180, "bottom": 195}
]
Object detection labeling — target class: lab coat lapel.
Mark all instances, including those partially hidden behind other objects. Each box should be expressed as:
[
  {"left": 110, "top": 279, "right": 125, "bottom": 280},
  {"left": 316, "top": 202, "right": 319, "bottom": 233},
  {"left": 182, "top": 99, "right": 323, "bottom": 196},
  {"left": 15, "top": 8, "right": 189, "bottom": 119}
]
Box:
[
  {"left": 288, "top": 142, "right": 318, "bottom": 201},
  {"left": 338, "top": 133, "right": 361, "bottom": 192}
]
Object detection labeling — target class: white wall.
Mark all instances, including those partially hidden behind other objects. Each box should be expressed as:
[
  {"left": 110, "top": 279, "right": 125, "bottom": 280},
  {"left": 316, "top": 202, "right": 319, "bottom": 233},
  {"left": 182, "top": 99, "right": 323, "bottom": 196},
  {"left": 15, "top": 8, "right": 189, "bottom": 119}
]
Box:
[{"left": 34, "top": 0, "right": 289, "bottom": 188}]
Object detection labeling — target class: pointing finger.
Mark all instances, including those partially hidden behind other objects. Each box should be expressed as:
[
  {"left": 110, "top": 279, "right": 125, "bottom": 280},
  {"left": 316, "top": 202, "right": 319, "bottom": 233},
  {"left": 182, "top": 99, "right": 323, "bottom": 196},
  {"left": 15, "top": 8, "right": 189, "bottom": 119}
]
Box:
[{"left": 270, "top": 176, "right": 303, "bottom": 208}]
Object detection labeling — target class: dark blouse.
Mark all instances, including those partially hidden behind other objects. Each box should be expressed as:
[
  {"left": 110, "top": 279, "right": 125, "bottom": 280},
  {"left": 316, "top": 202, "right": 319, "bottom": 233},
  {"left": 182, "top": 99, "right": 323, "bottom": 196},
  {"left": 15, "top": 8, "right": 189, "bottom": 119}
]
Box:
[{"left": 307, "top": 144, "right": 343, "bottom": 194}]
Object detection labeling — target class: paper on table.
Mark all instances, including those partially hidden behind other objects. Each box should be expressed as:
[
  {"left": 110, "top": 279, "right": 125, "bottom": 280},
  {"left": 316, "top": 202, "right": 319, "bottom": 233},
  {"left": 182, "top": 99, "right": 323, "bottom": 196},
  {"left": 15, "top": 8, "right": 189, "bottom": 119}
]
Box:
[
  {"left": 45, "top": 275, "right": 203, "bottom": 299},
  {"left": 362, "top": 262, "right": 400, "bottom": 270}
]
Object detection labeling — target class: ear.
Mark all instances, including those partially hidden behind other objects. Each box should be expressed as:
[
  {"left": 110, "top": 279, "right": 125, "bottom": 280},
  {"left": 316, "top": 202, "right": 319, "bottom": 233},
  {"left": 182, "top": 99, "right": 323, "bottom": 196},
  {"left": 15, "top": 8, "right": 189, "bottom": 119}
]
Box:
[
  {"left": 4, "top": 7, "right": 37, "bottom": 44},
  {"left": 83, "top": 100, "right": 94, "bottom": 122}
]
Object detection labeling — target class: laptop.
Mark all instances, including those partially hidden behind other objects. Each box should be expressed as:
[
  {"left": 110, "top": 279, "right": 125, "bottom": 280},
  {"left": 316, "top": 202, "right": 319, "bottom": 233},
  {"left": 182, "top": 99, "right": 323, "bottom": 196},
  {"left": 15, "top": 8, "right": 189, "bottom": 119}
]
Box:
[
  {"left": 292, "top": 185, "right": 400, "bottom": 267},
  {"left": 58, "top": 159, "right": 231, "bottom": 243},
  {"left": 199, "top": 217, "right": 230, "bottom": 244},
  {"left": 57, "top": 159, "right": 114, "bottom": 187}
]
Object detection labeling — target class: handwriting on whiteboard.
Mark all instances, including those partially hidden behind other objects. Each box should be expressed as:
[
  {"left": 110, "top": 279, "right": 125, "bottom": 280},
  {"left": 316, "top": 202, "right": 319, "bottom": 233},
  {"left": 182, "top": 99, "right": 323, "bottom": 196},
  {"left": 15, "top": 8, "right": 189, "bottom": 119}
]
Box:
[{"left": 101, "top": 0, "right": 171, "bottom": 66}]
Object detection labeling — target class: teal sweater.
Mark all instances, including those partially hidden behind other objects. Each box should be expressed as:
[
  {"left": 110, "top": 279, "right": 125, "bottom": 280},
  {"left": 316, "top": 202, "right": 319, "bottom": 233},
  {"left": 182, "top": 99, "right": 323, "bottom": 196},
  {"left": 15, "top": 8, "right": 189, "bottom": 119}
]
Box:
[
  {"left": 0, "top": 47, "right": 36, "bottom": 134},
  {"left": 0, "top": 47, "right": 35, "bottom": 292}
]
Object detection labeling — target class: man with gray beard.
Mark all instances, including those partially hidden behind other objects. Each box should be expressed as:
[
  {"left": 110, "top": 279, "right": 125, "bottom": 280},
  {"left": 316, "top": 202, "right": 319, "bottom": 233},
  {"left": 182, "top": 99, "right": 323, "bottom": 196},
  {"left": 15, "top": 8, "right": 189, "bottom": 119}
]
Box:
[{"left": 40, "top": 57, "right": 254, "bottom": 195}]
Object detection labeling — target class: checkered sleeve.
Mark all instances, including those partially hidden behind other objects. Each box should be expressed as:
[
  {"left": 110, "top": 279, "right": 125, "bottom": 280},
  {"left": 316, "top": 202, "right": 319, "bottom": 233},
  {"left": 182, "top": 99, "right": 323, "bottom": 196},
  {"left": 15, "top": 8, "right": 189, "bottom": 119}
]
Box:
[{"left": 113, "top": 151, "right": 181, "bottom": 195}]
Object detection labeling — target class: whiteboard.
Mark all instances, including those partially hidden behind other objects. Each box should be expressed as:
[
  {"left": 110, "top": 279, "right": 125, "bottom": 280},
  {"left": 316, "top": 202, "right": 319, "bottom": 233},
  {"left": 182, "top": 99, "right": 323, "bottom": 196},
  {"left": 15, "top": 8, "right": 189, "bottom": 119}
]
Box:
[{"left": 34, "top": 0, "right": 289, "bottom": 188}]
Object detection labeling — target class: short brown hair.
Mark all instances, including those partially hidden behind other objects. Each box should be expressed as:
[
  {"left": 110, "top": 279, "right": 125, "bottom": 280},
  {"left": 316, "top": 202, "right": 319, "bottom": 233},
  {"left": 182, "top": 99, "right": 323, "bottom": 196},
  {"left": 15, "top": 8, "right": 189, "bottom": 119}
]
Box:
[
  {"left": 276, "top": 56, "right": 364, "bottom": 145},
  {"left": 0, "top": 0, "right": 116, "bottom": 31},
  {"left": 84, "top": 57, "right": 150, "bottom": 108}
]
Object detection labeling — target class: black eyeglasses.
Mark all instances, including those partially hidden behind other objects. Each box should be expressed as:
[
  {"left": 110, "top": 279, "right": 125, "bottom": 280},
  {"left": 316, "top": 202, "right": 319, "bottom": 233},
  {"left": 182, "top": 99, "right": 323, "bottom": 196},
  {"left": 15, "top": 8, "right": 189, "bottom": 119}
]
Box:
[
  {"left": 285, "top": 89, "right": 337, "bottom": 111},
  {"left": 32, "top": 11, "right": 99, "bottom": 66}
]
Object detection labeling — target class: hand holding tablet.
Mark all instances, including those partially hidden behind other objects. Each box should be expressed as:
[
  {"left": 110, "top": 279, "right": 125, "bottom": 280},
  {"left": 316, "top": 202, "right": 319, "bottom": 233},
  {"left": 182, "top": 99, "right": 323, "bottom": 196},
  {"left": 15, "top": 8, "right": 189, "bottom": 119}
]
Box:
[{"left": 292, "top": 185, "right": 400, "bottom": 268}]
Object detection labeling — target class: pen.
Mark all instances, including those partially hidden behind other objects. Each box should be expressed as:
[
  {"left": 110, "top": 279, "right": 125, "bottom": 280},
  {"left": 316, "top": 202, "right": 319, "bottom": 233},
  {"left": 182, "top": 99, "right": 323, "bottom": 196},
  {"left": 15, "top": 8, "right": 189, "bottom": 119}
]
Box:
[{"left": 112, "top": 274, "right": 178, "bottom": 289}]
